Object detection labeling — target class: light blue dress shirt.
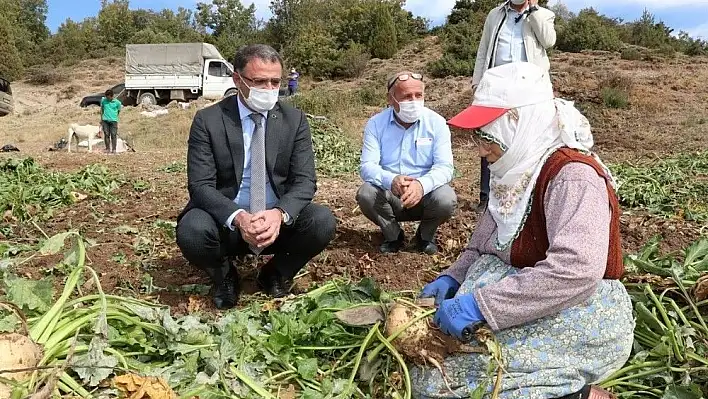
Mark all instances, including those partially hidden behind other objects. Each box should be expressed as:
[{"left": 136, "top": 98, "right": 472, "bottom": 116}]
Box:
[
  {"left": 360, "top": 107, "right": 454, "bottom": 196},
  {"left": 494, "top": 5, "right": 529, "bottom": 67},
  {"left": 224, "top": 96, "right": 279, "bottom": 229}
]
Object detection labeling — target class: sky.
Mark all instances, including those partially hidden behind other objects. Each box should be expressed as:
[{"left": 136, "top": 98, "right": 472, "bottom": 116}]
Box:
[{"left": 45, "top": 0, "right": 708, "bottom": 39}]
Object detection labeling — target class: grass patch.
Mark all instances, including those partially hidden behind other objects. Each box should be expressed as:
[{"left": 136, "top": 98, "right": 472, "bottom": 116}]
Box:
[
  {"left": 601, "top": 87, "right": 630, "bottom": 109},
  {"left": 600, "top": 73, "right": 632, "bottom": 109},
  {"left": 610, "top": 151, "right": 708, "bottom": 221}
]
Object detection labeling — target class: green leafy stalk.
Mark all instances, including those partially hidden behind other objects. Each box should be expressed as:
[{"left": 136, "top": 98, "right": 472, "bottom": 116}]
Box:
[
  {"left": 229, "top": 365, "right": 278, "bottom": 399},
  {"left": 30, "top": 233, "right": 85, "bottom": 343},
  {"left": 375, "top": 326, "right": 412, "bottom": 399}
]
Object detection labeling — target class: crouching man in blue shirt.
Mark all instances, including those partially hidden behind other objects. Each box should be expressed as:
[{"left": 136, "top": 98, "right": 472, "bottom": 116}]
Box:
[{"left": 357, "top": 71, "right": 457, "bottom": 255}]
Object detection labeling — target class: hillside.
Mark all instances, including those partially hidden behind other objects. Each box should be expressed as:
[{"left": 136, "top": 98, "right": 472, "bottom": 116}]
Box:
[{"left": 0, "top": 36, "right": 706, "bottom": 302}]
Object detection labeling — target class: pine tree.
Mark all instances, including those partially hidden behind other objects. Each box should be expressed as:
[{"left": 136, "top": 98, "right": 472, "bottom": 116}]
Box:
[
  {"left": 0, "top": 14, "right": 24, "bottom": 80},
  {"left": 370, "top": 6, "right": 397, "bottom": 59}
]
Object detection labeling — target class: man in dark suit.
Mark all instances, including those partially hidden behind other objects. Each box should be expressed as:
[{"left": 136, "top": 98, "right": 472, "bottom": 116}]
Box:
[{"left": 176, "top": 44, "right": 337, "bottom": 309}]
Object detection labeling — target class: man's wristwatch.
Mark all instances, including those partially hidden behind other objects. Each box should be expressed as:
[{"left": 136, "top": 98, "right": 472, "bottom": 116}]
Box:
[{"left": 276, "top": 207, "right": 291, "bottom": 225}]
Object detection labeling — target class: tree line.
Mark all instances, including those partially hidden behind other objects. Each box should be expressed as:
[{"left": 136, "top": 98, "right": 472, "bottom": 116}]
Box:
[
  {"left": 429, "top": 0, "right": 708, "bottom": 77},
  {"left": 0, "top": 0, "right": 426, "bottom": 81},
  {"left": 0, "top": 0, "right": 706, "bottom": 82}
]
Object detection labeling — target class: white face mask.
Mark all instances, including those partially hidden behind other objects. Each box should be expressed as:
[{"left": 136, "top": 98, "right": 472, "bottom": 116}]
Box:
[
  {"left": 240, "top": 76, "right": 279, "bottom": 112},
  {"left": 394, "top": 99, "right": 425, "bottom": 123}
]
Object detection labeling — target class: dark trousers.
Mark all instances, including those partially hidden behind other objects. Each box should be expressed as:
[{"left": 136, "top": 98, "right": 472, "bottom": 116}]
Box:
[
  {"left": 101, "top": 121, "right": 118, "bottom": 152},
  {"left": 288, "top": 85, "right": 297, "bottom": 96},
  {"left": 355, "top": 183, "right": 457, "bottom": 242},
  {"left": 176, "top": 203, "right": 336, "bottom": 285},
  {"left": 480, "top": 157, "right": 490, "bottom": 202}
]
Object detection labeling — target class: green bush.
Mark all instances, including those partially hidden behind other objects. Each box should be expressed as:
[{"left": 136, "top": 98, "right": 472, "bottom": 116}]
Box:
[
  {"left": 556, "top": 8, "right": 623, "bottom": 52},
  {"left": 620, "top": 47, "right": 642, "bottom": 61},
  {"left": 601, "top": 73, "right": 632, "bottom": 109},
  {"left": 356, "top": 83, "right": 386, "bottom": 107},
  {"left": 657, "top": 44, "right": 676, "bottom": 58},
  {"left": 427, "top": 55, "right": 474, "bottom": 78},
  {"left": 369, "top": 7, "right": 398, "bottom": 59},
  {"left": 0, "top": 21, "right": 24, "bottom": 81},
  {"left": 627, "top": 10, "right": 671, "bottom": 50},
  {"left": 334, "top": 42, "right": 370, "bottom": 78},
  {"left": 601, "top": 87, "right": 629, "bottom": 109},
  {"left": 25, "top": 66, "right": 69, "bottom": 86}
]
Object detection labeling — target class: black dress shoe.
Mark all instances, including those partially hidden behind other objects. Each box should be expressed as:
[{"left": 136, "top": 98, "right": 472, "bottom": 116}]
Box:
[
  {"left": 257, "top": 270, "right": 291, "bottom": 298},
  {"left": 380, "top": 231, "right": 405, "bottom": 254},
  {"left": 414, "top": 235, "right": 438, "bottom": 255},
  {"left": 213, "top": 267, "right": 239, "bottom": 310}
]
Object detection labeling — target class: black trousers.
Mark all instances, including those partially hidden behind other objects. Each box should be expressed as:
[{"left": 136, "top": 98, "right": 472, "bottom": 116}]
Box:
[
  {"left": 176, "top": 203, "right": 336, "bottom": 285},
  {"left": 480, "top": 157, "right": 491, "bottom": 202}
]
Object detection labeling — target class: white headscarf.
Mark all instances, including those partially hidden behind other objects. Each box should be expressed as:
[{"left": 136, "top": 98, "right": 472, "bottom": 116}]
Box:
[{"left": 480, "top": 98, "right": 609, "bottom": 249}]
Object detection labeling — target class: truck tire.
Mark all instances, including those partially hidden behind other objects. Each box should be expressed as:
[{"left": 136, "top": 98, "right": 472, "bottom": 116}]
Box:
[
  {"left": 225, "top": 88, "right": 238, "bottom": 97},
  {"left": 139, "top": 92, "right": 157, "bottom": 106}
]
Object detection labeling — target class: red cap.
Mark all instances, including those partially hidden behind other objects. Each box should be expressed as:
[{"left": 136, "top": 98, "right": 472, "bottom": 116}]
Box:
[{"left": 447, "top": 105, "right": 508, "bottom": 130}]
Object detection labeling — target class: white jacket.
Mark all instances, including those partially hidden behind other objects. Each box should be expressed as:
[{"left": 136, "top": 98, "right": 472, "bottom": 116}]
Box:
[{"left": 472, "top": 3, "right": 556, "bottom": 86}]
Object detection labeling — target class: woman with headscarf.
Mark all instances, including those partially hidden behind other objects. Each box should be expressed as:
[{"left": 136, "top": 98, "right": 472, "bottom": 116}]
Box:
[{"left": 414, "top": 62, "right": 634, "bottom": 399}]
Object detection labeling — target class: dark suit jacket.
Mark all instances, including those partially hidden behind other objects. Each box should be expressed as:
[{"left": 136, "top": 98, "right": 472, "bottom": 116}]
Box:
[{"left": 178, "top": 96, "right": 317, "bottom": 226}]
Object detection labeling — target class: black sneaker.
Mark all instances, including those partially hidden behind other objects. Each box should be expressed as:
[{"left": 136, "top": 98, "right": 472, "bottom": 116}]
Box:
[
  {"left": 213, "top": 267, "right": 239, "bottom": 310},
  {"left": 380, "top": 231, "right": 405, "bottom": 254}
]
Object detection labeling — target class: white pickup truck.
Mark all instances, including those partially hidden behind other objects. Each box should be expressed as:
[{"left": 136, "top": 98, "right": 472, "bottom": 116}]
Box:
[{"left": 124, "top": 43, "right": 237, "bottom": 106}]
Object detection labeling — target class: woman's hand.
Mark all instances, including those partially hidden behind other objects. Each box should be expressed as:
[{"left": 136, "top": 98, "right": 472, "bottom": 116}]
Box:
[
  {"left": 434, "top": 294, "right": 485, "bottom": 340},
  {"left": 419, "top": 276, "right": 460, "bottom": 306}
]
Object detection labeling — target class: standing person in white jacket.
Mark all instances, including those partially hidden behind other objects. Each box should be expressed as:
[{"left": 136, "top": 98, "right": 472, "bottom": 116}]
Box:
[{"left": 471, "top": 0, "right": 556, "bottom": 212}]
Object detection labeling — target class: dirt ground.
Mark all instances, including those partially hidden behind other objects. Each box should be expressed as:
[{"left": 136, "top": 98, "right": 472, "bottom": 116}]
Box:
[{"left": 1, "top": 40, "right": 707, "bottom": 312}]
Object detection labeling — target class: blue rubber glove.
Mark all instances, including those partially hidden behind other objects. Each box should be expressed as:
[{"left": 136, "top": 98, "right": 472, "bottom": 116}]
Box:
[
  {"left": 419, "top": 276, "right": 460, "bottom": 306},
  {"left": 434, "top": 294, "right": 485, "bottom": 340}
]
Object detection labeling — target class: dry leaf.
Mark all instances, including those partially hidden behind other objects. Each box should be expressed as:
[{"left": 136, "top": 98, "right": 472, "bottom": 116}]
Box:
[
  {"left": 113, "top": 374, "right": 177, "bottom": 399},
  {"left": 187, "top": 296, "right": 206, "bottom": 314},
  {"left": 280, "top": 384, "right": 297, "bottom": 399},
  {"left": 70, "top": 192, "right": 88, "bottom": 202},
  {"left": 694, "top": 275, "right": 708, "bottom": 302}
]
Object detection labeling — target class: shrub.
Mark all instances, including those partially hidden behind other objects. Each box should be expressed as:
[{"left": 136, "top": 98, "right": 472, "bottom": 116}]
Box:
[
  {"left": 334, "top": 42, "right": 370, "bottom": 78},
  {"left": 601, "top": 73, "right": 632, "bottom": 109},
  {"left": 25, "top": 66, "right": 69, "bottom": 86},
  {"left": 620, "top": 47, "right": 642, "bottom": 61},
  {"left": 556, "top": 8, "right": 623, "bottom": 52},
  {"left": 0, "top": 15, "right": 24, "bottom": 81},
  {"left": 58, "top": 84, "right": 81, "bottom": 100},
  {"left": 427, "top": 55, "right": 474, "bottom": 78},
  {"left": 657, "top": 44, "right": 676, "bottom": 58},
  {"left": 356, "top": 83, "right": 386, "bottom": 107},
  {"left": 369, "top": 7, "right": 398, "bottom": 59},
  {"left": 601, "top": 87, "right": 629, "bottom": 109}
]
